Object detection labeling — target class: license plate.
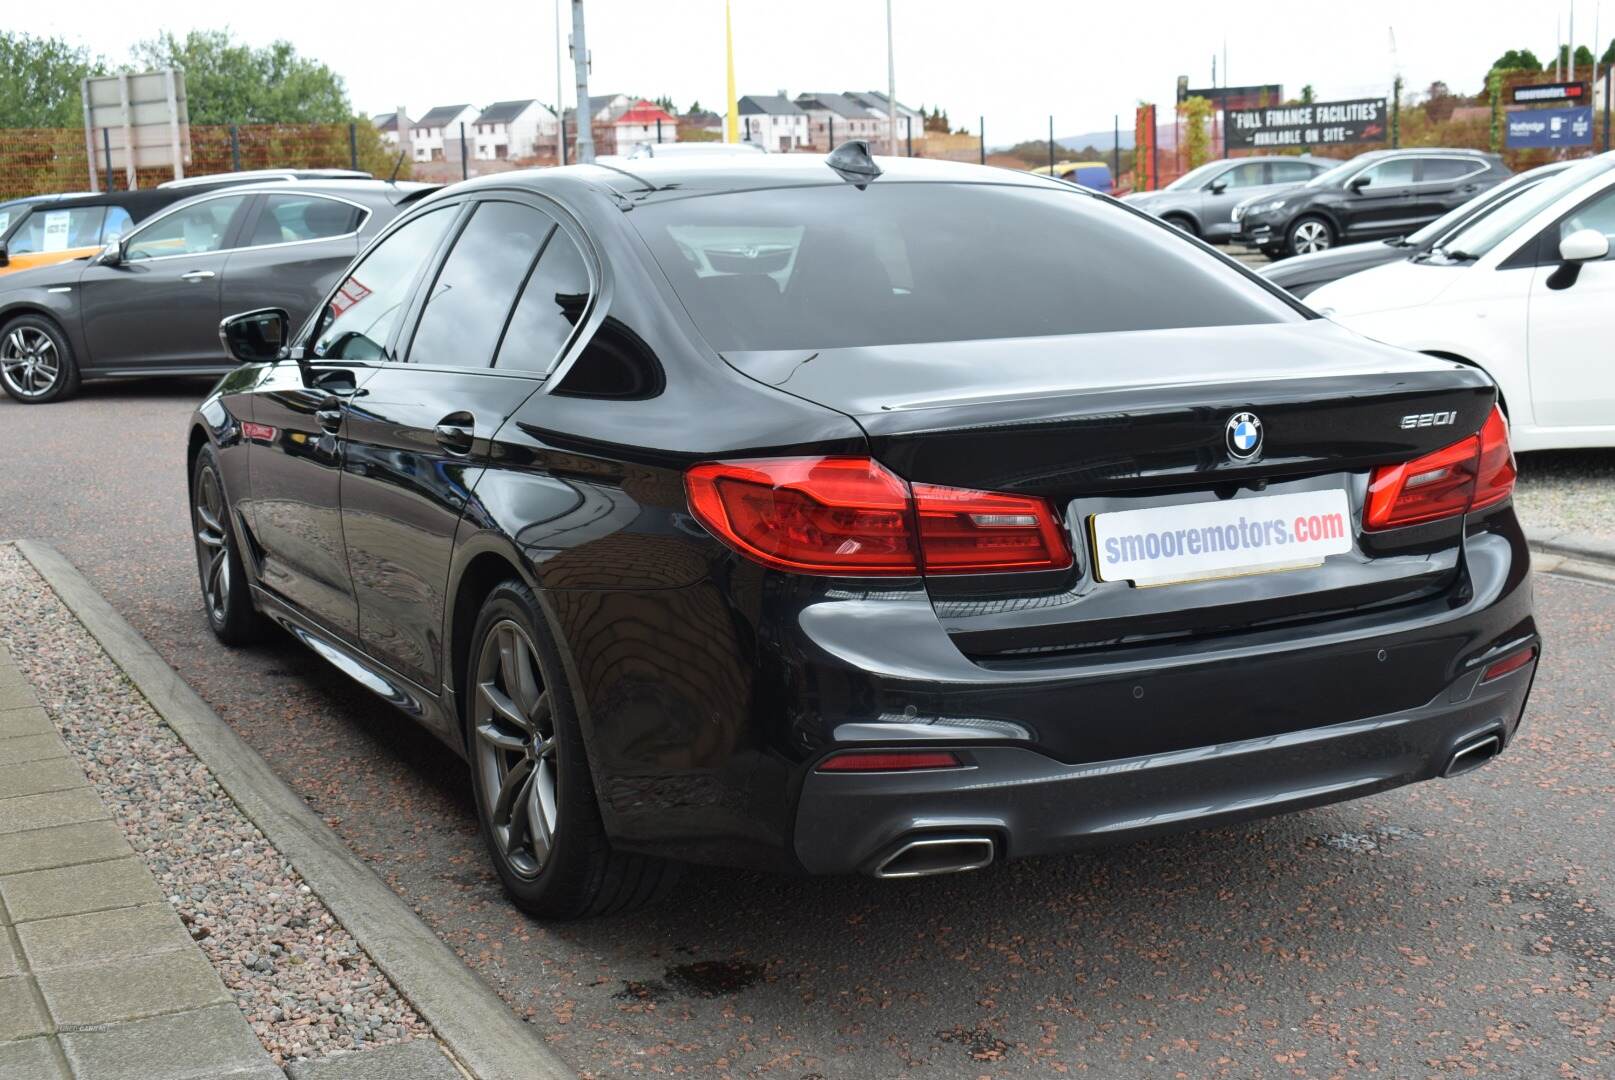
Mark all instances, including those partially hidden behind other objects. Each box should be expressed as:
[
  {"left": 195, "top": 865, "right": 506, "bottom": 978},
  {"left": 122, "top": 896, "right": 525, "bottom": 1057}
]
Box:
[{"left": 1090, "top": 489, "right": 1353, "bottom": 587}]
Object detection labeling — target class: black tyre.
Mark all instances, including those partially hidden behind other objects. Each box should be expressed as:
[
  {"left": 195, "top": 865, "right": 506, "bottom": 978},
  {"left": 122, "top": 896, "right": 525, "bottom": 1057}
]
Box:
[
  {"left": 0, "top": 314, "right": 81, "bottom": 403},
  {"left": 1162, "top": 214, "right": 1199, "bottom": 238},
  {"left": 191, "top": 443, "right": 265, "bottom": 645},
  {"left": 465, "top": 580, "right": 679, "bottom": 919},
  {"left": 1286, "top": 215, "right": 1334, "bottom": 257}
]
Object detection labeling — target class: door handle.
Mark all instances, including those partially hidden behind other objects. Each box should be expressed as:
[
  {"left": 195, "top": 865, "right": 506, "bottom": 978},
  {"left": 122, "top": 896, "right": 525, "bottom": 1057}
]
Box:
[
  {"left": 315, "top": 406, "right": 344, "bottom": 433},
  {"left": 434, "top": 411, "right": 476, "bottom": 455},
  {"left": 179, "top": 269, "right": 216, "bottom": 282}
]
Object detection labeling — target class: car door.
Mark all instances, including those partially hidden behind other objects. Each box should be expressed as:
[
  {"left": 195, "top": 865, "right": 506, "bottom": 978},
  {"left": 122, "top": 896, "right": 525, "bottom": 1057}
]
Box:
[
  {"left": 246, "top": 203, "right": 461, "bottom": 642},
  {"left": 220, "top": 192, "right": 368, "bottom": 335},
  {"left": 1525, "top": 182, "right": 1615, "bottom": 430},
  {"left": 1198, "top": 160, "right": 1269, "bottom": 239},
  {"left": 1340, "top": 157, "right": 1420, "bottom": 239},
  {"left": 339, "top": 195, "right": 581, "bottom": 694},
  {"left": 77, "top": 192, "right": 253, "bottom": 369},
  {"left": 1412, "top": 157, "right": 1490, "bottom": 226}
]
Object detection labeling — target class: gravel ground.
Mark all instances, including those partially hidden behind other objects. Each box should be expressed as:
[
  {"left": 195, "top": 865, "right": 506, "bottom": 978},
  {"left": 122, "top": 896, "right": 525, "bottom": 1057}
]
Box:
[
  {"left": 0, "top": 542, "right": 433, "bottom": 1066},
  {"left": 1513, "top": 450, "right": 1615, "bottom": 540}
]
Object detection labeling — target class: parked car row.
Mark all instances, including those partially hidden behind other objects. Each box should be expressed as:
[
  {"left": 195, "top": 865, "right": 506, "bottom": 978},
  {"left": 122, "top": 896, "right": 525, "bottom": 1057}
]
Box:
[{"left": 0, "top": 175, "right": 426, "bottom": 403}]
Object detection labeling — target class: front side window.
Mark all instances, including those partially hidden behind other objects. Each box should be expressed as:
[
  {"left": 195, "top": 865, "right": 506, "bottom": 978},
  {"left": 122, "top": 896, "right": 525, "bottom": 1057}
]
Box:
[
  {"left": 496, "top": 226, "right": 591, "bottom": 374},
  {"left": 1218, "top": 162, "right": 1267, "bottom": 189},
  {"left": 632, "top": 182, "right": 1300, "bottom": 352},
  {"left": 124, "top": 196, "right": 249, "bottom": 260},
  {"left": 408, "top": 201, "right": 554, "bottom": 368},
  {"left": 1558, "top": 186, "right": 1615, "bottom": 258},
  {"left": 313, "top": 206, "right": 456, "bottom": 361},
  {"left": 247, "top": 195, "right": 364, "bottom": 247},
  {"left": 8, "top": 206, "right": 107, "bottom": 254},
  {"left": 1358, "top": 158, "right": 1418, "bottom": 188},
  {"left": 1442, "top": 156, "right": 1615, "bottom": 260}
]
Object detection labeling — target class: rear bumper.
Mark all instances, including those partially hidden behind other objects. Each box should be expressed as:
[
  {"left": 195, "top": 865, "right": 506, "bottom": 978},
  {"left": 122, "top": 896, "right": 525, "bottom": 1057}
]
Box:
[{"left": 794, "top": 657, "right": 1535, "bottom": 875}]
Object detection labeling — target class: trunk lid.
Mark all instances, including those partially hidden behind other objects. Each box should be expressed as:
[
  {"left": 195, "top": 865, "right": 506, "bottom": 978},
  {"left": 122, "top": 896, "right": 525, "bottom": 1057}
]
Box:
[{"left": 725, "top": 320, "right": 1495, "bottom": 664}]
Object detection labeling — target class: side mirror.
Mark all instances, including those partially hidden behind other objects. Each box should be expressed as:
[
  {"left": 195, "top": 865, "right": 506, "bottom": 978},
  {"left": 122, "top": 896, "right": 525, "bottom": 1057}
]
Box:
[
  {"left": 1348, "top": 175, "right": 1371, "bottom": 192},
  {"left": 1546, "top": 228, "right": 1610, "bottom": 290},
  {"left": 0, "top": 242, "right": 8, "bottom": 268},
  {"left": 1208, "top": 179, "right": 1228, "bottom": 194},
  {"left": 219, "top": 308, "right": 290, "bottom": 364},
  {"left": 94, "top": 240, "right": 123, "bottom": 267}
]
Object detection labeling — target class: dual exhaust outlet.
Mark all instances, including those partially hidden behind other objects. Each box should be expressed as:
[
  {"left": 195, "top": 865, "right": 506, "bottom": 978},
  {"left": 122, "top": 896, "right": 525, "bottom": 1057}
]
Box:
[{"left": 867, "top": 731, "right": 1504, "bottom": 878}]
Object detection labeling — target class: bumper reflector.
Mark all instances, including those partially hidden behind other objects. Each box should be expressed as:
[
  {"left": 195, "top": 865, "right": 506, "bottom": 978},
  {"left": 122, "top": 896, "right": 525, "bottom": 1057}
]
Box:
[
  {"left": 817, "top": 750, "right": 963, "bottom": 773},
  {"left": 1480, "top": 645, "right": 1537, "bottom": 683}
]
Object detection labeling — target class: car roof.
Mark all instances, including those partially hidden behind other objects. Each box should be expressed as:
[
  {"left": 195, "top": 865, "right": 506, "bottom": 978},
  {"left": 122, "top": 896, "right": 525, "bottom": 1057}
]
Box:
[
  {"left": 449, "top": 153, "right": 1065, "bottom": 206},
  {"left": 166, "top": 179, "right": 439, "bottom": 208}
]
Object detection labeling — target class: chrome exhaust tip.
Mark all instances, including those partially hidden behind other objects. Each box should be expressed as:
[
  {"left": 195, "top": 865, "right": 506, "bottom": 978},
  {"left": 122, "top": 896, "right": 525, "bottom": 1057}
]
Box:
[
  {"left": 871, "top": 836, "right": 995, "bottom": 879},
  {"left": 1444, "top": 733, "right": 1502, "bottom": 778}
]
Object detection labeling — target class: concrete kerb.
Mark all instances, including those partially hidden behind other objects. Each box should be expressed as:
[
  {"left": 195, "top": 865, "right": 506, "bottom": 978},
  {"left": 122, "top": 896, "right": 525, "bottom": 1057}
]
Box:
[
  {"left": 13, "top": 540, "right": 574, "bottom": 1080},
  {"left": 1525, "top": 527, "right": 1615, "bottom": 587}
]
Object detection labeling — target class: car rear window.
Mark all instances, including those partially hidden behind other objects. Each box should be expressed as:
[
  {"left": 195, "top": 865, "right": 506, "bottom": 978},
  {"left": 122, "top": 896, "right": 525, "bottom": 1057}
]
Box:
[{"left": 630, "top": 182, "right": 1300, "bottom": 352}]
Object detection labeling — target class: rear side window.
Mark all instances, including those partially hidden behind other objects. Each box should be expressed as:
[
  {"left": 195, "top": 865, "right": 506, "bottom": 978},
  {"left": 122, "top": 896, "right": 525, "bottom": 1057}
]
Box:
[
  {"left": 313, "top": 206, "right": 455, "bottom": 361},
  {"left": 631, "top": 182, "right": 1300, "bottom": 351},
  {"left": 495, "top": 226, "right": 590, "bottom": 374},
  {"left": 408, "top": 201, "right": 553, "bottom": 368},
  {"left": 1422, "top": 158, "right": 1487, "bottom": 183},
  {"left": 1270, "top": 160, "right": 1320, "bottom": 184},
  {"left": 247, "top": 195, "right": 364, "bottom": 246}
]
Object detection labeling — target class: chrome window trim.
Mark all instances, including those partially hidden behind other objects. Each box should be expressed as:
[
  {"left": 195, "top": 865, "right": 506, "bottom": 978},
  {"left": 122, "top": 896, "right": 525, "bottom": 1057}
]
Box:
[{"left": 121, "top": 190, "right": 371, "bottom": 263}]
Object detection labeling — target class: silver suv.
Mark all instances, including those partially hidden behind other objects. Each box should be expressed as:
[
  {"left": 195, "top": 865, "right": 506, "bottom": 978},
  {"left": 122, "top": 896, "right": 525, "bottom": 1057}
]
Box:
[{"left": 1122, "top": 156, "right": 1330, "bottom": 241}]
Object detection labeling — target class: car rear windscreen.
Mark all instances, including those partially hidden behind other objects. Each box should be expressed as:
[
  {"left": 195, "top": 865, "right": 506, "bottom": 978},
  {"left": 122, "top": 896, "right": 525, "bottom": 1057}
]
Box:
[{"left": 630, "top": 182, "right": 1301, "bottom": 352}]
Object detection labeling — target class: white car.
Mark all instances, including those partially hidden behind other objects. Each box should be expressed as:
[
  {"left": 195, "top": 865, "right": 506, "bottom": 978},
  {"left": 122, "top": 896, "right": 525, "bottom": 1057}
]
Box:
[{"left": 1308, "top": 152, "right": 1615, "bottom": 452}]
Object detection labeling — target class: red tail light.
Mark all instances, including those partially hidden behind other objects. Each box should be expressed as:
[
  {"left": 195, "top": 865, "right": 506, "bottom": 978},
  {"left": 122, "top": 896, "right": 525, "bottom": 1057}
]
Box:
[
  {"left": 684, "top": 456, "right": 1071, "bottom": 576},
  {"left": 1365, "top": 406, "right": 1514, "bottom": 531},
  {"left": 1481, "top": 644, "right": 1537, "bottom": 683},
  {"left": 817, "top": 750, "right": 963, "bottom": 772}
]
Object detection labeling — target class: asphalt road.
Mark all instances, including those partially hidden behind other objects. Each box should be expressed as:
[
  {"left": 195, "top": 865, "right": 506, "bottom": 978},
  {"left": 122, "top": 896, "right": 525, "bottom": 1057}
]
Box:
[{"left": 3, "top": 380, "right": 1613, "bottom": 1080}]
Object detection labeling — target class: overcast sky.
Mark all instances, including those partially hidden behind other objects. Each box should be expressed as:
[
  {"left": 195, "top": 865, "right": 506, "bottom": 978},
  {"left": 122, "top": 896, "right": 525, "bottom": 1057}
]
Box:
[{"left": 19, "top": 1, "right": 1610, "bottom": 144}]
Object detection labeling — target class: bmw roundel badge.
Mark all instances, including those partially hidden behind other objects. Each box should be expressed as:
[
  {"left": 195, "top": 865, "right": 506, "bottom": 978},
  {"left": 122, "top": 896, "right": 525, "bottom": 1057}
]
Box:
[{"left": 1225, "top": 412, "right": 1263, "bottom": 460}]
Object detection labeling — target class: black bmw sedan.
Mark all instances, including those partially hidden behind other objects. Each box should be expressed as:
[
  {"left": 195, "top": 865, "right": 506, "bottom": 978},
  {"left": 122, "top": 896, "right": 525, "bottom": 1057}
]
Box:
[
  {"left": 0, "top": 179, "right": 433, "bottom": 403},
  {"left": 189, "top": 147, "right": 1538, "bottom": 918}
]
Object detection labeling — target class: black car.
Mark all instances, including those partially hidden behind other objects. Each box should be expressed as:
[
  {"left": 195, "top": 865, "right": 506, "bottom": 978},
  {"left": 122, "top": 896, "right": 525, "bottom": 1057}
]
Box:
[
  {"left": 0, "top": 180, "right": 433, "bottom": 402},
  {"left": 190, "top": 150, "right": 1537, "bottom": 919},
  {"left": 1259, "top": 161, "right": 1574, "bottom": 298},
  {"left": 1235, "top": 148, "right": 1512, "bottom": 258}
]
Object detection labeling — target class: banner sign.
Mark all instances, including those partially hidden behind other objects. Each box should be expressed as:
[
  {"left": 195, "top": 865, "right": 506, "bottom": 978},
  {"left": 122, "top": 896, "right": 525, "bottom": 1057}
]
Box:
[
  {"left": 1226, "top": 98, "right": 1387, "bottom": 149},
  {"left": 1179, "top": 83, "right": 1284, "bottom": 111},
  {"left": 1512, "top": 81, "right": 1588, "bottom": 104},
  {"left": 1506, "top": 105, "right": 1594, "bottom": 147}
]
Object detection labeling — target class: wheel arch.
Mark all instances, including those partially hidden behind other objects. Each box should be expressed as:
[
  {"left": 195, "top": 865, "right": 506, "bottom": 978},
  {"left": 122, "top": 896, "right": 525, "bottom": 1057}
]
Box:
[
  {"left": 1287, "top": 209, "right": 1341, "bottom": 243},
  {"left": 1161, "top": 211, "right": 1201, "bottom": 236}
]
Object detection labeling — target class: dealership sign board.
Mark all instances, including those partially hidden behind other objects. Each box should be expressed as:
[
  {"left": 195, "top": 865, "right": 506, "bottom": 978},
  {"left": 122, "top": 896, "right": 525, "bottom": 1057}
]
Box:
[
  {"left": 1506, "top": 105, "right": 1594, "bottom": 148},
  {"left": 1511, "top": 81, "right": 1588, "bottom": 104},
  {"left": 1178, "top": 83, "right": 1285, "bottom": 111},
  {"left": 80, "top": 69, "right": 191, "bottom": 191},
  {"left": 1226, "top": 98, "right": 1387, "bottom": 149}
]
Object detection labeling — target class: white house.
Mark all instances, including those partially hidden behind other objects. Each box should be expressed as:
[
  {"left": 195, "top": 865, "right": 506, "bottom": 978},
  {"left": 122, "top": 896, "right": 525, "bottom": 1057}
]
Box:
[
  {"left": 473, "top": 100, "right": 556, "bottom": 161},
  {"left": 410, "top": 104, "right": 479, "bottom": 163},
  {"left": 793, "top": 92, "right": 883, "bottom": 149},
  {"left": 736, "top": 94, "right": 808, "bottom": 151},
  {"left": 842, "top": 91, "right": 927, "bottom": 153},
  {"left": 611, "top": 100, "right": 680, "bottom": 155},
  {"left": 372, "top": 108, "right": 413, "bottom": 153}
]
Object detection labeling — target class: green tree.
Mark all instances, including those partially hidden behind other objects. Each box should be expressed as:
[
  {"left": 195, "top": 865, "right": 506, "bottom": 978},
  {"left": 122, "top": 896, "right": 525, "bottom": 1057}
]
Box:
[
  {"left": 131, "top": 30, "right": 352, "bottom": 124},
  {"left": 0, "top": 32, "right": 105, "bottom": 127},
  {"left": 1300, "top": 84, "right": 1315, "bottom": 105},
  {"left": 653, "top": 95, "right": 676, "bottom": 114},
  {"left": 1181, "top": 95, "right": 1213, "bottom": 169},
  {"left": 1603, "top": 38, "right": 1614, "bottom": 66},
  {"left": 1487, "top": 48, "right": 1543, "bottom": 86}
]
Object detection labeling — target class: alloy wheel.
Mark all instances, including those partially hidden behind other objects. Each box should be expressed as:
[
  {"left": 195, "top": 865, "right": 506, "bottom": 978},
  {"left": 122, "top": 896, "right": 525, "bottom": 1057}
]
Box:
[
  {"left": 0, "top": 327, "right": 61, "bottom": 399},
  {"left": 193, "top": 467, "right": 231, "bottom": 623},
  {"left": 1291, "top": 220, "right": 1331, "bottom": 255},
  {"left": 474, "top": 619, "right": 559, "bottom": 880}
]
